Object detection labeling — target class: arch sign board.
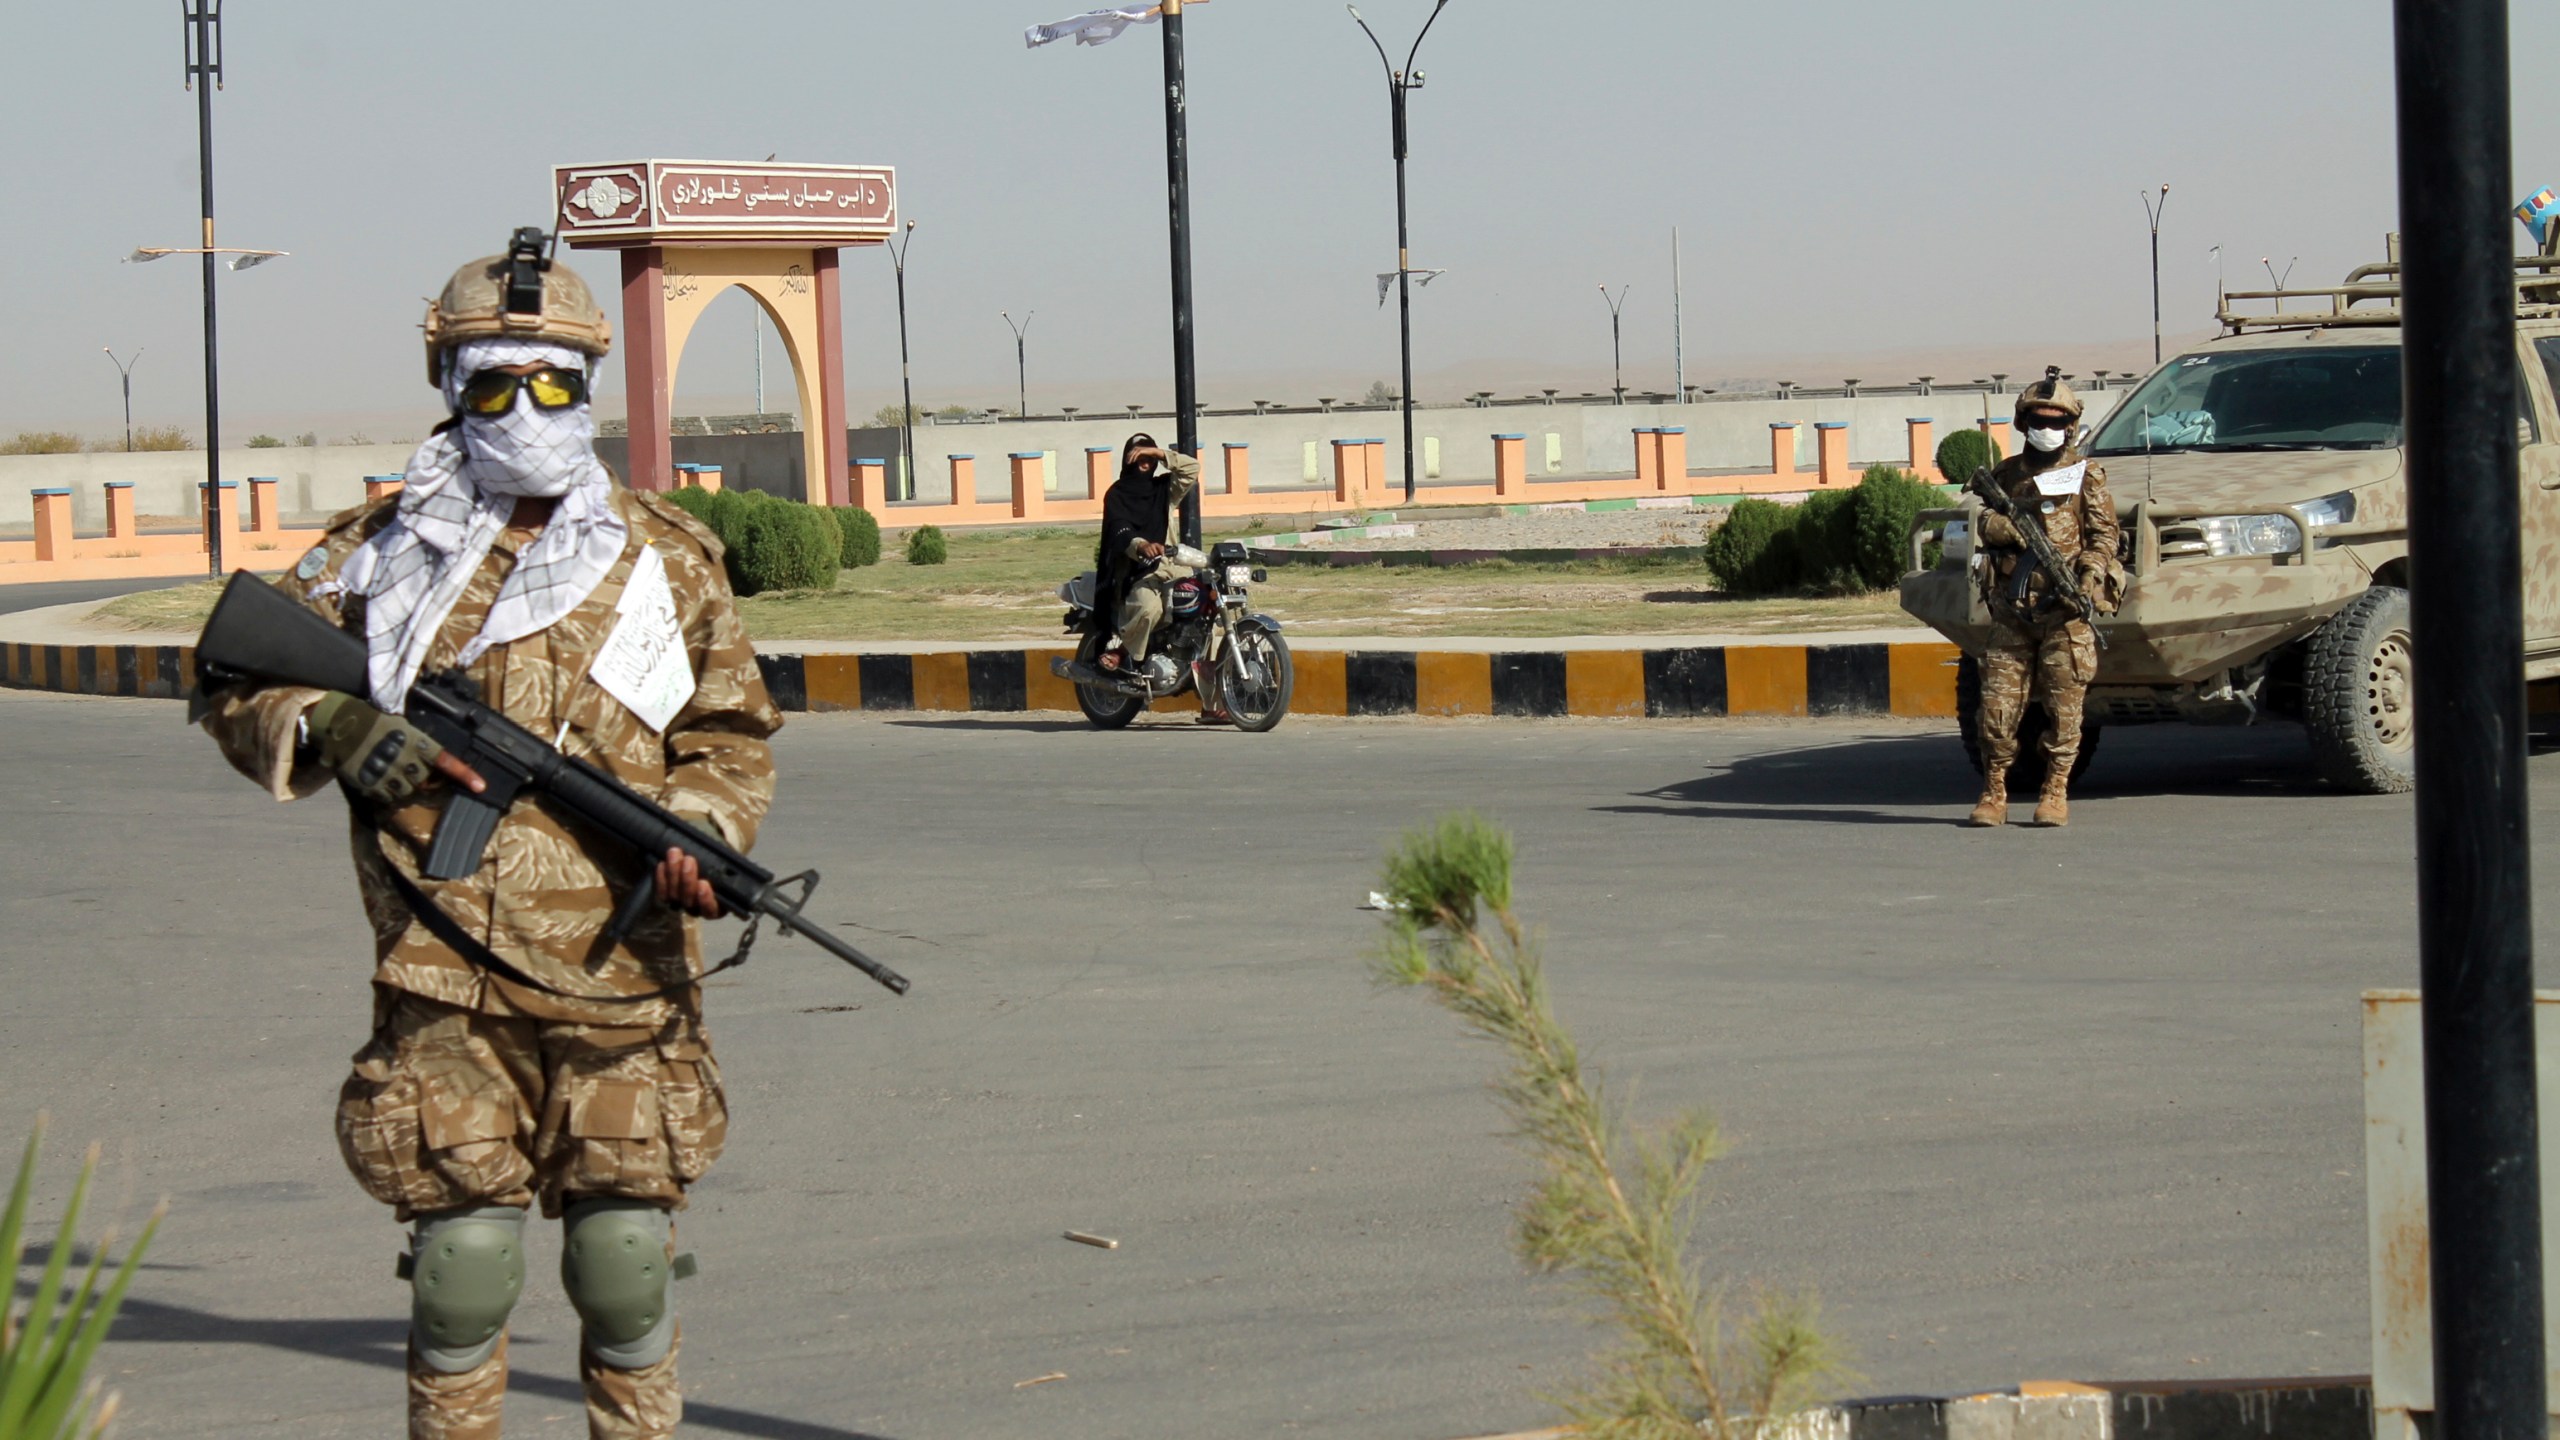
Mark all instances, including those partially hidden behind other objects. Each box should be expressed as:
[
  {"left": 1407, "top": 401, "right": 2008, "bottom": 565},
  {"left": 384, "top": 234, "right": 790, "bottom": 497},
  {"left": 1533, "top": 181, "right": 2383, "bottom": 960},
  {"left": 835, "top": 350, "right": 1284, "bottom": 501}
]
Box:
[
  {"left": 552, "top": 159, "right": 899, "bottom": 506},
  {"left": 554, "top": 160, "right": 898, "bottom": 246}
]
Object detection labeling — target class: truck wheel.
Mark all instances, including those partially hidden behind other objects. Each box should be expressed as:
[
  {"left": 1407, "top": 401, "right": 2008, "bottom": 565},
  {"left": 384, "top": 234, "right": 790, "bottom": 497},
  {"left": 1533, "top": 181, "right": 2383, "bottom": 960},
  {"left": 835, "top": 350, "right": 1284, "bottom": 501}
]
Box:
[
  {"left": 1956, "top": 653, "right": 2101, "bottom": 795},
  {"left": 2304, "top": 585, "right": 2416, "bottom": 794}
]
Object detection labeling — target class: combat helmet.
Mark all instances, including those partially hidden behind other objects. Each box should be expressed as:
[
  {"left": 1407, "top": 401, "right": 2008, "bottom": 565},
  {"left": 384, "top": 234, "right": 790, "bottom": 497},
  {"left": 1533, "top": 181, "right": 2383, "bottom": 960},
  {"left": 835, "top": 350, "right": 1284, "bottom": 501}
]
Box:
[
  {"left": 422, "top": 227, "right": 612, "bottom": 383},
  {"left": 2013, "top": 365, "right": 2083, "bottom": 424}
]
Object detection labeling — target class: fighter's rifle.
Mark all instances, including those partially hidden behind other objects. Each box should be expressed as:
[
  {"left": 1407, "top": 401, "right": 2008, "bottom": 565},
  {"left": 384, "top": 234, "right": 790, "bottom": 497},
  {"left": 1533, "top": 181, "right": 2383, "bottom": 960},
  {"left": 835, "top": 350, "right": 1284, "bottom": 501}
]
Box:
[
  {"left": 1967, "top": 370, "right": 2107, "bottom": 648},
  {"left": 190, "top": 571, "right": 911, "bottom": 996}
]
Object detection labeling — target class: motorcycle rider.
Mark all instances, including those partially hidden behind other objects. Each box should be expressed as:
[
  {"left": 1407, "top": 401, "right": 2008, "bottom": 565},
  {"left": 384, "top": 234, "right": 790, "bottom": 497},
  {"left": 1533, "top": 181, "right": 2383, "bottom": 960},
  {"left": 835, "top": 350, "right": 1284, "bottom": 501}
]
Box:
[{"left": 1096, "top": 432, "right": 1203, "bottom": 692}]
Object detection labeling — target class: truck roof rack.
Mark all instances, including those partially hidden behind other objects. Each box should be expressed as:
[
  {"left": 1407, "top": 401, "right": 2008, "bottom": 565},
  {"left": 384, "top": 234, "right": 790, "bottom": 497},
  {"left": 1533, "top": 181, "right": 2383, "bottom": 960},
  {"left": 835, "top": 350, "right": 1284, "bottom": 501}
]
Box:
[{"left": 2218, "top": 245, "right": 2560, "bottom": 333}]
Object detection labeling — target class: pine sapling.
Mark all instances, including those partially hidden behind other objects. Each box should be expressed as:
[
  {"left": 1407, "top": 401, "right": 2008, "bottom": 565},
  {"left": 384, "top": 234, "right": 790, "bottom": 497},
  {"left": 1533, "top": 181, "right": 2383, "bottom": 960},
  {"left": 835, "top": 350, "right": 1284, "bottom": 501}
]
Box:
[{"left": 1370, "top": 815, "right": 1848, "bottom": 1440}]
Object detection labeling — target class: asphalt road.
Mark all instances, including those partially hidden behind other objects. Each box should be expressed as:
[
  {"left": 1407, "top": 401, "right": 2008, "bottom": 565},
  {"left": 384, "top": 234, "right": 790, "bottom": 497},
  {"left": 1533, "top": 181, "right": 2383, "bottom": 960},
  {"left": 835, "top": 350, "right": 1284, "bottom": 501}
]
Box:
[
  {"left": 0, "top": 574, "right": 192, "bottom": 615},
  {"left": 7, "top": 692, "right": 2553, "bottom": 1440}
]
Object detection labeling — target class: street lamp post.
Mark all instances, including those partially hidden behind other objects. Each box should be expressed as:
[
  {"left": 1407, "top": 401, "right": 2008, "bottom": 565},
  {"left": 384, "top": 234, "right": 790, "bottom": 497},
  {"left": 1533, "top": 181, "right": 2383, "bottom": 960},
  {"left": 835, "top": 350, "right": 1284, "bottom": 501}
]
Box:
[
  {"left": 1003, "top": 310, "right": 1035, "bottom": 418},
  {"left": 1350, "top": 0, "right": 1451, "bottom": 505},
  {"left": 2141, "top": 184, "right": 2169, "bottom": 365},
  {"left": 188, "top": 0, "right": 224, "bottom": 576},
  {"left": 888, "top": 219, "right": 918, "bottom": 501},
  {"left": 1599, "top": 284, "right": 1630, "bottom": 404},
  {"left": 103, "top": 349, "right": 143, "bottom": 453}
]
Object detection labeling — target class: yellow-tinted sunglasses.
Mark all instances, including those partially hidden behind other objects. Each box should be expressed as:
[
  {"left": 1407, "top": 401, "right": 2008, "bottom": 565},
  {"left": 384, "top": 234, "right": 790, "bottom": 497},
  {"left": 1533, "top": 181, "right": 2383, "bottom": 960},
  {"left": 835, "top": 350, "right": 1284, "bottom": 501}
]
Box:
[{"left": 458, "top": 365, "right": 588, "bottom": 417}]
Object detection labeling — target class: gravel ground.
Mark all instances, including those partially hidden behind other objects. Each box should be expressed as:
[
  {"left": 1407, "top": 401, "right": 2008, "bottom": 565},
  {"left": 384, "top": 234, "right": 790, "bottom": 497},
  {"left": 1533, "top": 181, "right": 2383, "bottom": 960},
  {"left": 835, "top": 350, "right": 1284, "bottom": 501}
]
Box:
[{"left": 1290, "top": 505, "right": 1728, "bottom": 551}]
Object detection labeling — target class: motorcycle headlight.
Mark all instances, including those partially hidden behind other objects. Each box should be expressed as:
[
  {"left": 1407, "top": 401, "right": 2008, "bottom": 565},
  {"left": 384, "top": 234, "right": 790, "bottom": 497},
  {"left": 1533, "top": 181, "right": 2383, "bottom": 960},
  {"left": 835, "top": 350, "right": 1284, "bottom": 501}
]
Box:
[
  {"left": 2200, "top": 512, "right": 2304, "bottom": 558},
  {"left": 1940, "top": 517, "right": 1972, "bottom": 563}
]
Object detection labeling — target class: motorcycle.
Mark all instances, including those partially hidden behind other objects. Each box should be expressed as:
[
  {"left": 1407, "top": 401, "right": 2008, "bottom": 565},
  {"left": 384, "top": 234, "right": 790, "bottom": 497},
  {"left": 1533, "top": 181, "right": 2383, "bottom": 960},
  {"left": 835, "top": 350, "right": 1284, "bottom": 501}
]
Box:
[{"left": 1051, "top": 540, "right": 1295, "bottom": 731}]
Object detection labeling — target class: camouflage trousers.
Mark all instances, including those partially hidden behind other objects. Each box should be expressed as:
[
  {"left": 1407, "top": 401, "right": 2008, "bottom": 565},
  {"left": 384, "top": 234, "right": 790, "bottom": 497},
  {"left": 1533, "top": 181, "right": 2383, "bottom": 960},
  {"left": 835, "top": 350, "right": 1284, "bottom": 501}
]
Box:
[
  {"left": 338, "top": 991, "right": 727, "bottom": 1440},
  {"left": 1978, "top": 619, "right": 2099, "bottom": 778}
]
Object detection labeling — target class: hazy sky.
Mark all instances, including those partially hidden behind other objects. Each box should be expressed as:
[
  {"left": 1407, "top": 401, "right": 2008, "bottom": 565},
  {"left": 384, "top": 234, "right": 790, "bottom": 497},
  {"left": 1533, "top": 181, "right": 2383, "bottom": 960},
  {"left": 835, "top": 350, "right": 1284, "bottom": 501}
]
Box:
[{"left": 6, "top": 0, "right": 2558, "bottom": 439}]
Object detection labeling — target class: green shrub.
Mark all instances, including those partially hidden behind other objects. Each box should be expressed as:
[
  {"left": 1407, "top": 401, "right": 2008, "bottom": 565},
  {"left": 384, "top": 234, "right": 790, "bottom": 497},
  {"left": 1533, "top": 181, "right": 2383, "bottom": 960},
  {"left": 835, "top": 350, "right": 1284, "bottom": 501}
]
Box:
[
  {"left": 1849, "top": 465, "right": 1946, "bottom": 587},
  {"left": 832, "top": 506, "right": 883, "bottom": 567},
  {"left": 1703, "top": 498, "right": 1796, "bottom": 595},
  {"left": 1934, "top": 425, "right": 2001, "bottom": 485},
  {"left": 245, "top": 434, "right": 285, "bottom": 448},
  {"left": 0, "top": 431, "right": 83, "bottom": 455},
  {"left": 662, "top": 485, "right": 722, "bottom": 531},
  {"left": 133, "top": 425, "right": 196, "bottom": 451},
  {"left": 727, "top": 499, "right": 840, "bottom": 595},
  {"left": 905, "top": 524, "right": 949, "bottom": 566},
  {"left": 1790, "top": 489, "right": 1864, "bottom": 593}
]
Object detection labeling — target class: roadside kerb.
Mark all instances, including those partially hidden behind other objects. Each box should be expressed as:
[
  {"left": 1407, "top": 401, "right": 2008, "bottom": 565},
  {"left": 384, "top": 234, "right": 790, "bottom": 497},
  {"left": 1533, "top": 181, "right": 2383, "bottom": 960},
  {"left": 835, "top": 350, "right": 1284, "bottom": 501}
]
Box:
[
  {"left": 2, "top": 635, "right": 1963, "bottom": 720},
  {"left": 1457, "top": 1376, "right": 2371, "bottom": 1440}
]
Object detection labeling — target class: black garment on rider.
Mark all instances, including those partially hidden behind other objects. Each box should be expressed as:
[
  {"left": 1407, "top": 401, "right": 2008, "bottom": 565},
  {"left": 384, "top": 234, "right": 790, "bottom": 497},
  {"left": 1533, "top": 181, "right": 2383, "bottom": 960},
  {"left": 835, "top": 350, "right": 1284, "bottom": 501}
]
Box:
[{"left": 1096, "top": 462, "right": 1172, "bottom": 625}]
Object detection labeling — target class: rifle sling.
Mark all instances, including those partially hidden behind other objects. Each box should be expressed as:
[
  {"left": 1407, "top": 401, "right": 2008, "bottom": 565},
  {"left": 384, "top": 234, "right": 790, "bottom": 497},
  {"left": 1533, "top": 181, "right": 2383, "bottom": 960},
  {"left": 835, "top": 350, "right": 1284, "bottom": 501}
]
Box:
[{"left": 373, "top": 826, "right": 750, "bottom": 1006}]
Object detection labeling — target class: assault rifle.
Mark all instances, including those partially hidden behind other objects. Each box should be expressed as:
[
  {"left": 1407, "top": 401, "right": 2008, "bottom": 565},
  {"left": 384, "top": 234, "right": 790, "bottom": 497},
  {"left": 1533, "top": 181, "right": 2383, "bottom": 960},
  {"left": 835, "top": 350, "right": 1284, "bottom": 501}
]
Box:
[
  {"left": 1966, "top": 454, "right": 2109, "bottom": 649},
  {"left": 190, "top": 571, "right": 910, "bottom": 996}
]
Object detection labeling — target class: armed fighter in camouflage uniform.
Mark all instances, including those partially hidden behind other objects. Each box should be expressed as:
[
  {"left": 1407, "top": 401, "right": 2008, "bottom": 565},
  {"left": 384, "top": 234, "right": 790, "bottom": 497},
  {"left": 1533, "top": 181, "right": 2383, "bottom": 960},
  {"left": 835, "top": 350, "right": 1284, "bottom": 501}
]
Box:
[
  {"left": 200, "top": 233, "right": 780, "bottom": 1439},
  {"left": 1969, "top": 371, "right": 2124, "bottom": 828}
]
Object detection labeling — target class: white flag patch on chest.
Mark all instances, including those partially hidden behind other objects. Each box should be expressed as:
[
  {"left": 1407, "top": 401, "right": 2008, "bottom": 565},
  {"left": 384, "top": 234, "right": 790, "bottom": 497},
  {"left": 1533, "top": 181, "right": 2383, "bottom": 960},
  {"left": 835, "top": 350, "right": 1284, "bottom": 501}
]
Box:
[
  {"left": 2033, "top": 461, "right": 2088, "bottom": 497},
  {"left": 589, "top": 545, "right": 695, "bottom": 732}
]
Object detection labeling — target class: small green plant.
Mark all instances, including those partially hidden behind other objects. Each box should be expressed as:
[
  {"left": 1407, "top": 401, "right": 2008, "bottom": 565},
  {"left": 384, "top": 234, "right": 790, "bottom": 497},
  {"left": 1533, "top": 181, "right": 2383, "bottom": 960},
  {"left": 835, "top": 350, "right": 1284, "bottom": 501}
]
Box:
[
  {"left": 870, "top": 402, "right": 922, "bottom": 428},
  {"left": 1370, "top": 816, "right": 1846, "bottom": 1440},
  {"left": 1849, "top": 465, "right": 1944, "bottom": 587},
  {"left": 1702, "top": 499, "right": 1796, "bottom": 595},
  {"left": 244, "top": 434, "right": 285, "bottom": 449},
  {"left": 131, "top": 426, "right": 195, "bottom": 452},
  {"left": 1789, "top": 489, "right": 1863, "bottom": 594},
  {"left": 1934, "top": 426, "right": 2000, "bottom": 486},
  {"left": 905, "top": 524, "right": 949, "bottom": 566},
  {"left": 1, "top": 1116, "right": 165, "bottom": 1440},
  {"left": 727, "top": 499, "right": 840, "bottom": 595},
  {"left": 0, "top": 433, "right": 84, "bottom": 456},
  {"left": 832, "top": 506, "right": 883, "bottom": 568}
]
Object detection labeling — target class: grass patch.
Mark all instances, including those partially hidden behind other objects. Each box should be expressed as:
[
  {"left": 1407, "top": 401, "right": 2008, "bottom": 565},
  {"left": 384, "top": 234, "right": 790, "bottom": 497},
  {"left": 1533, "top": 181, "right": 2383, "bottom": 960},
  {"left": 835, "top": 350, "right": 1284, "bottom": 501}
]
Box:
[{"left": 85, "top": 524, "right": 1923, "bottom": 642}]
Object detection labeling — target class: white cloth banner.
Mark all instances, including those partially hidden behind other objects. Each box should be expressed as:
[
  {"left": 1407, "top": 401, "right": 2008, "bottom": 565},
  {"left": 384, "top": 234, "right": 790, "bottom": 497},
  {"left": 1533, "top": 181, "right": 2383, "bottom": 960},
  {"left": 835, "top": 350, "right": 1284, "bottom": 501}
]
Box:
[
  {"left": 1026, "top": 5, "right": 1160, "bottom": 47},
  {"left": 1376, "top": 268, "right": 1447, "bottom": 307}
]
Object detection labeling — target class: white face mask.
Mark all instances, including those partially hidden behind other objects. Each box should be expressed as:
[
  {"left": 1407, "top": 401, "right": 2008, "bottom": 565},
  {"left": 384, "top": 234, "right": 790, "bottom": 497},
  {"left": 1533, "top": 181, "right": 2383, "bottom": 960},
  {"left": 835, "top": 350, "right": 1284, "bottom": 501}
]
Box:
[
  {"left": 441, "top": 339, "right": 599, "bottom": 498},
  {"left": 2024, "top": 425, "right": 2069, "bottom": 453}
]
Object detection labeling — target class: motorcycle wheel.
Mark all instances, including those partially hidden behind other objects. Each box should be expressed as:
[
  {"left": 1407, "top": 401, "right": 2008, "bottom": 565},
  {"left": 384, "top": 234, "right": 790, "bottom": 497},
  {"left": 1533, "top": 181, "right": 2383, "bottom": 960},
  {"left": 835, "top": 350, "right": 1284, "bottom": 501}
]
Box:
[
  {"left": 1222, "top": 627, "right": 1294, "bottom": 732},
  {"left": 1074, "top": 631, "right": 1146, "bottom": 730}
]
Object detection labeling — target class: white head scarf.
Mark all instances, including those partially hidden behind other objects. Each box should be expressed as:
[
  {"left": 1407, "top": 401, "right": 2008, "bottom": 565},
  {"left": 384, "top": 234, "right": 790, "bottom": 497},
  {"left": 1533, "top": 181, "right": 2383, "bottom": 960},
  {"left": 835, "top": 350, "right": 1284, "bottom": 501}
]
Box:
[{"left": 331, "top": 338, "right": 629, "bottom": 712}]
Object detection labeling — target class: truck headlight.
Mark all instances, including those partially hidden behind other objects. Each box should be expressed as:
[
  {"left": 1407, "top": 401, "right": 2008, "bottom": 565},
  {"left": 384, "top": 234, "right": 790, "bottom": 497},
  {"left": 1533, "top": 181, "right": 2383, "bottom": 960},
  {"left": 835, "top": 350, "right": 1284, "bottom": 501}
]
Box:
[
  {"left": 2200, "top": 512, "right": 2304, "bottom": 557},
  {"left": 1940, "top": 517, "right": 1971, "bottom": 563}
]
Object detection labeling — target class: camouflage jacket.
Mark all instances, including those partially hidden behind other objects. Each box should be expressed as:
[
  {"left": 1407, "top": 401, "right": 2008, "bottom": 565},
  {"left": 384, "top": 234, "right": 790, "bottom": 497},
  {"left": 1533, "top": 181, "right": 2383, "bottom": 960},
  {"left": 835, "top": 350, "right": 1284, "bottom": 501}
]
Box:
[
  {"left": 1975, "top": 446, "right": 2123, "bottom": 624},
  {"left": 202, "top": 488, "right": 782, "bottom": 1026}
]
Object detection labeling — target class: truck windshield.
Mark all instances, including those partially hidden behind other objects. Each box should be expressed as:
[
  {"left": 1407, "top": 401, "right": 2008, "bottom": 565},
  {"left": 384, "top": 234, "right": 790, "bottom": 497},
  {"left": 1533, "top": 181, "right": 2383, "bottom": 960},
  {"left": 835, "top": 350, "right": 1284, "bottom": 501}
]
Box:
[{"left": 2086, "top": 347, "right": 2401, "bottom": 454}]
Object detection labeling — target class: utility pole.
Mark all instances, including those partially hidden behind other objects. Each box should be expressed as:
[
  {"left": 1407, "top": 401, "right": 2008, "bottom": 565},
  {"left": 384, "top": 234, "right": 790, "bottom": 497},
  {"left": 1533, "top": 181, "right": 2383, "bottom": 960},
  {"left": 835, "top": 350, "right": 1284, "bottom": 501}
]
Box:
[
  {"left": 1350, "top": 0, "right": 1450, "bottom": 506},
  {"left": 1004, "top": 310, "right": 1035, "bottom": 418},
  {"left": 1672, "top": 227, "right": 1685, "bottom": 403},
  {"left": 2141, "top": 185, "right": 2169, "bottom": 364},
  {"left": 1599, "top": 284, "right": 1629, "bottom": 404},
  {"left": 1161, "top": 0, "right": 1201, "bottom": 544},
  {"left": 186, "top": 0, "right": 224, "bottom": 577},
  {"left": 888, "top": 220, "right": 917, "bottom": 501},
  {"left": 2395, "top": 5, "right": 2545, "bottom": 1440},
  {"left": 104, "top": 349, "right": 143, "bottom": 453}
]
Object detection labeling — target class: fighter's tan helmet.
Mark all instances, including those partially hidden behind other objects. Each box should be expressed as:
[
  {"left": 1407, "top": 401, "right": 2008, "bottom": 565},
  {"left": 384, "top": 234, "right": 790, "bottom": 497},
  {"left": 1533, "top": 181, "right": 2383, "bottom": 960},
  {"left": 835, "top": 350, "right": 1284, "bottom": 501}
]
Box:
[
  {"left": 2013, "top": 365, "right": 2084, "bottom": 424},
  {"left": 421, "top": 234, "right": 613, "bottom": 383}
]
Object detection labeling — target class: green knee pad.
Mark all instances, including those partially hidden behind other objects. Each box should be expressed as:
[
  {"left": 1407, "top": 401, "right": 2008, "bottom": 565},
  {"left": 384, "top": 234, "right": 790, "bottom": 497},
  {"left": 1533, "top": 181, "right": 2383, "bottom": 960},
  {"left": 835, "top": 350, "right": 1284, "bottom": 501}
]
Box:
[
  {"left": 561, "top": 1198, "right": 676, "bottom": 1368},
  {"left": 407, "top": 1206, "right": 527, "bottom": 1374}
]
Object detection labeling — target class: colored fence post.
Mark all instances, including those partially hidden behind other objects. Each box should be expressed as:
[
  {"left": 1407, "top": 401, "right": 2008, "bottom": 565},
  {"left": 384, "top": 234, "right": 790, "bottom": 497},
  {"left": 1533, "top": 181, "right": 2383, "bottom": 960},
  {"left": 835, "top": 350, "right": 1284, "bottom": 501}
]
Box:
[
  {"left": 1493, "top": 434, "right": 1526, "bottom": 497},
  {"left": 1982, "top": 417, "right": 2013, "bottom": 458},
  {"left": 1657, "top": 427, "right": 1687, "bottom": 488},
  {"left": 103, "top": 482, "right": 136, "bottom": 540},
  {"left": 1816, "top": 423, "right": 1849, "bottom": 487},
  {"left": 248, "top": 476, "right": 282, "bottom": 533},
  {"left": 1365, "top": 439, "right": 1388, "bottom": 499},
  {"left": 1633, "top": 427, "right": 1659, "bottom": 487},
  {"left": 1008, "top": 453, "right": 1046, "bottom": 520},
  {"left": 947, "top": 455, "right": 976, "bottom": 512},
  {"left": 850, "top": 458, "right": 885, "bottom": 508},
  {"left": 363, "top": 475, "right": 404, "bottom": 503},
  {"left": 30, "top": 489, "right": 73, "bottom": 562},
  {"left": 1223, "top": 442, "right": 1250, "bottom": 495},
  {"left": 1333, "top": 440, "right": 1362, "bottom": 502},
  {"left": 199, "top": 479, "right": 241, "bottom": 552},
  {"left": 1769, "top": 423, "right": 1799, "bottom": 479},
  {"left": 1086, "top": 447, "right": 1115, "bottom": 499},
  {"left": 1907, "top": 419, "right": 1936, "bottom": 478},
  {"left": 695, "top": 465, "right": 724, "bottom": 494}
]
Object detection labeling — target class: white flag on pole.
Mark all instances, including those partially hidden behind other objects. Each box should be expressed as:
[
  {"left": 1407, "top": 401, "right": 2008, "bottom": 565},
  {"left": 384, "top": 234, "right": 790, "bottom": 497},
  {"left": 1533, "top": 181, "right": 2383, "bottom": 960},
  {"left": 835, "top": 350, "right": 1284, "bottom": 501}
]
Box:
[
  {"left": 1026, "top": 5, "right": 1163, "bottom": 48},
  {"left": 1377, "top": 269, "right": 1447, "bottom": 306}
]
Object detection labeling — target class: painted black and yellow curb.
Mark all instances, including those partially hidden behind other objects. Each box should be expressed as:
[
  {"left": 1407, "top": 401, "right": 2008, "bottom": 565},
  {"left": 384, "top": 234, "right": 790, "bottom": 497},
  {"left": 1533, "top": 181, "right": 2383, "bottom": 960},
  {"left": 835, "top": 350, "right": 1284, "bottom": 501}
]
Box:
[{"left": 0, "top": 637, "right": 1966, "bottom": 720}]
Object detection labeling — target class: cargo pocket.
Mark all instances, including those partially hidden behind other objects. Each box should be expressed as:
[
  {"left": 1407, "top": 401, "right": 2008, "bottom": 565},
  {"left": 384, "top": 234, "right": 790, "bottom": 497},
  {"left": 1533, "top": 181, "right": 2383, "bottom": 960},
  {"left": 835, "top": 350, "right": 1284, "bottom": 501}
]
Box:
[
  {"left": 337, "top": 1053, "right": 443, "bottom": 1211},
  {"left": 555, "top": 1073, "right": 672, "bottom": 1199},
  {"left": 657, "top": 1051, "right": 729, "bottom": 1184},
  {"left": 418, "top": 1067, "right": 533, "bottom": 1203}
]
